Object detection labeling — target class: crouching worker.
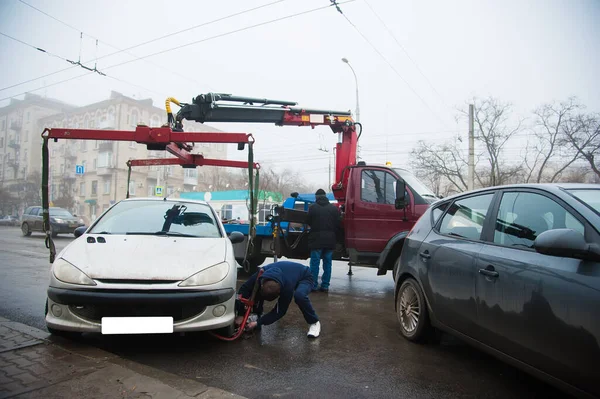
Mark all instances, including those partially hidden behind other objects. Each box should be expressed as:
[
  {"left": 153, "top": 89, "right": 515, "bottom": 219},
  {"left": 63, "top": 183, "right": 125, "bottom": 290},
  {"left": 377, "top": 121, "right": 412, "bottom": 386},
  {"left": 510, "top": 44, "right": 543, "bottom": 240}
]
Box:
[{"left": 235, "top": 261, "right": 321, "bottom": 338}]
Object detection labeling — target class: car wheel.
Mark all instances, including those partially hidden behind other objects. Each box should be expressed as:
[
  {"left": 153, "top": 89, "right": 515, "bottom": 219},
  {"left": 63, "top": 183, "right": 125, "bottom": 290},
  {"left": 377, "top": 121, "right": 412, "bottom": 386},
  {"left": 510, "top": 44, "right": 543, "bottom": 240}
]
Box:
[
  {"left": 396, "top": 278, "right": 431, "bottom": 342},
  {"left": 21, "top": 223, "right": 31, "bottom": 237}
]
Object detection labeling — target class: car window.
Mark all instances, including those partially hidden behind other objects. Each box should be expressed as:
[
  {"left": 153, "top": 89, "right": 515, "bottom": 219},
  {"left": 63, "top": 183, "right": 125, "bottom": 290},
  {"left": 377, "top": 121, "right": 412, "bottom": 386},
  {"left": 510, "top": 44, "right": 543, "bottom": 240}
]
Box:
[
  {"left": 361, "top": 170, "right": 396, "bottom": 205},
  {"left": 494, "top": 191, "right": 584, "bottom": 248},
  {"left": 50, "top": 208, "right": 74, "bottom": 217},
  {"left": 438, "top": 194, "right": 494, "bottom": 240},
  {"left": 90, "top": 200, "right": 222, "bottom": 238},
  {"left": 431, "top": 202, "right": 448, "bottom": 226}
]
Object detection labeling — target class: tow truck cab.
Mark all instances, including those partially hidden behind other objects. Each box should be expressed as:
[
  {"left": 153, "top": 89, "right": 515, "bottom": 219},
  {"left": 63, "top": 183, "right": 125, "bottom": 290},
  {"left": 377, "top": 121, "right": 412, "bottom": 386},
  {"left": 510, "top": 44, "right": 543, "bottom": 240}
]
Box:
[
  {"left": 228, "top": 163, "right": 437, "bottom": 276},
  {"left": 342, "top": 164, "right": 438, "bottom": 275}
]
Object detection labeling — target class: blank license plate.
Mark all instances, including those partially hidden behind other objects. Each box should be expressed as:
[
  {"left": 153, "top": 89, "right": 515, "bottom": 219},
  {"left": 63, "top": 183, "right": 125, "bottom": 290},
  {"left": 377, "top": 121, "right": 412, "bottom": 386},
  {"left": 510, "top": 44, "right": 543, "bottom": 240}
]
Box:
[{"left": 101, "top": 317, "right": 173, "bottom": 335}]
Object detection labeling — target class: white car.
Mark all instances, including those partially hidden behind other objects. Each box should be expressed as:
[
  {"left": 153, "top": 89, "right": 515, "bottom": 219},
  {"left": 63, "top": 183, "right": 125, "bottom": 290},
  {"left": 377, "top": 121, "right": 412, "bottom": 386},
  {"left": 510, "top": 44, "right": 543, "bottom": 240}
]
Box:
[{"left": 45, "top": 198, "right": 244, "bottom": 336}]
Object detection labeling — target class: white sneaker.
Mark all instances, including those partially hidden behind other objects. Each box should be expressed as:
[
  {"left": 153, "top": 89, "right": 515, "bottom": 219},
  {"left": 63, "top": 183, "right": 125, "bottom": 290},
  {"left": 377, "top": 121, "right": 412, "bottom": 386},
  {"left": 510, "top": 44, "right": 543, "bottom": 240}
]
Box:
[{"left": 307, "top": 321, "right": 321, "bottom": 338}]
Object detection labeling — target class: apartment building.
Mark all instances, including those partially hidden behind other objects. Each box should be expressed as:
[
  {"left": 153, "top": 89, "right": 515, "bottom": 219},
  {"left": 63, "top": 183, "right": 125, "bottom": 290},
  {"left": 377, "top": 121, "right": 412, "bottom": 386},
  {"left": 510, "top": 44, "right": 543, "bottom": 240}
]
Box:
[
  {"left": 38, "top": 91, "right": 228, "bottom": 221},
  {"left": 0, "top": 93, "right": 74, "bottom": 188}
]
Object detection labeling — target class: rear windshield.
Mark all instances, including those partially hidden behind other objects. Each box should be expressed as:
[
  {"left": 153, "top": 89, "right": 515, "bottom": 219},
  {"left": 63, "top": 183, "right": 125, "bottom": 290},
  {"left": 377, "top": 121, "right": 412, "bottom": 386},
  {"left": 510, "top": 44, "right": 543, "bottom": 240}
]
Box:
[
  {"left": 89, "top": 200, "right": 222, "bottom": 238},
  {"left": 567, "top": 189, "right": 600, "bottom": 215}
]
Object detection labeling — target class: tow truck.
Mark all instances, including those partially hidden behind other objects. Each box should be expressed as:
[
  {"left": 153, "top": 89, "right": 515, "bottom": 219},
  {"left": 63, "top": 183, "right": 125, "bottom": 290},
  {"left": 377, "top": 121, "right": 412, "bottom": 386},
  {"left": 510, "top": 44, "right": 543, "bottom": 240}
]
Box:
[
  {"left": 172, "top": 93, "right": 439, "bottom": 277},
  {"left": 40, "top": 92, "right": 437, "bottom": 278}
]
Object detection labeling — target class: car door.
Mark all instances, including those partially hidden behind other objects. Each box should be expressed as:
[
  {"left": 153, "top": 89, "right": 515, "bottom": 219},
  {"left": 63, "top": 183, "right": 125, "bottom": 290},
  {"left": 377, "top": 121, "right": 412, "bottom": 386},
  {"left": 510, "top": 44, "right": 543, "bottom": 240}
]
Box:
[
  {"left": 475, "top": 189, "right": 600, "bottom": 393},
  {"left": 418, "top": 191, "right": 496, "bottom": 336},
  {"left": 33, "top": 207, "right": 44, "bottom": 231},
  {"left": 346, "top": 168, "right": 415, "bottom": 260}
]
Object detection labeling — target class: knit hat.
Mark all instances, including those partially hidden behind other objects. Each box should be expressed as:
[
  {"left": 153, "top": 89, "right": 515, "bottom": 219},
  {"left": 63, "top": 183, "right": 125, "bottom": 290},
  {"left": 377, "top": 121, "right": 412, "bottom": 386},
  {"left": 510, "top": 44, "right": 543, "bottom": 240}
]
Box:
[{"left": 315, "top": 188, "right": 326, "bottom": 196}]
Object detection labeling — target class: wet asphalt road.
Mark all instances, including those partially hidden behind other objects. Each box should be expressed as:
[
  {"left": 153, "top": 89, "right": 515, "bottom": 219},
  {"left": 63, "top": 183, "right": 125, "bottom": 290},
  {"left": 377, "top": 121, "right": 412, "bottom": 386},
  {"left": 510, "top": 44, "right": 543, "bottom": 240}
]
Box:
[{"left": 0, "top": 227, "right": 570, "bottom": 399}]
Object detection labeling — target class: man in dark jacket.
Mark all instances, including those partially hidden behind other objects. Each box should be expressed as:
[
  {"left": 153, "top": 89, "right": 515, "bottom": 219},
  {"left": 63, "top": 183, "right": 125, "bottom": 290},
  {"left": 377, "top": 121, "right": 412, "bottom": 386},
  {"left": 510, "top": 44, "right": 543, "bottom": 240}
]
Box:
[
  {"left": 235, "top": 261, "right": 321, "bottom": 338},
  {"left": 306, "top": 188, "right": 341, "bottom": 292}
]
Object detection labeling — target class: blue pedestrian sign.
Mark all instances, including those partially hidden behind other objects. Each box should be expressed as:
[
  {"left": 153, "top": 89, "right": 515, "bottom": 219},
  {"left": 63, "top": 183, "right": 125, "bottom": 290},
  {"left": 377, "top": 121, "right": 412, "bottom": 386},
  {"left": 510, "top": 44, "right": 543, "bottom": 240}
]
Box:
[
  {"left": 155, "top": 186, "right": 164, "bottom": 196},
  {"left": 75, "top": 165, "right": 85, "bottom": 175}
]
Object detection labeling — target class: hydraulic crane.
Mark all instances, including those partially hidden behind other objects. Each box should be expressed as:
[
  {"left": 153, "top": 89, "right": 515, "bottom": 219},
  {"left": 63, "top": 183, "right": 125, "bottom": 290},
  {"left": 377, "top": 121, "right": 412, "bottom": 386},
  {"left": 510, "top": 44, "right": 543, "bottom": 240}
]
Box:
[{"left": 168, "top": 93, "right": 361, "bottom": 207}]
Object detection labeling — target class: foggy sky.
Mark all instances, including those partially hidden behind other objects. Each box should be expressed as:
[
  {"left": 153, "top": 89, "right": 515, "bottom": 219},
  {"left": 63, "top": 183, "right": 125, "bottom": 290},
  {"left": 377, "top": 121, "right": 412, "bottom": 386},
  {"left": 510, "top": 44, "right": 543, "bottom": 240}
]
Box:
[{"left": 1, "top": 0, "right": 598, "bottom": 187}]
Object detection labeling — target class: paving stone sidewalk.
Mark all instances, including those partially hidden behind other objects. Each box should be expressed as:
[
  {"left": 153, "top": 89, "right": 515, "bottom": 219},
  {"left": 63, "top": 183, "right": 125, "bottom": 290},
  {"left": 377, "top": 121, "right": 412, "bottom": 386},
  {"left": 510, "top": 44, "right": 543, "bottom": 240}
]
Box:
[{"left": 0, "top": 317, "right": 244, "bottom": 399}]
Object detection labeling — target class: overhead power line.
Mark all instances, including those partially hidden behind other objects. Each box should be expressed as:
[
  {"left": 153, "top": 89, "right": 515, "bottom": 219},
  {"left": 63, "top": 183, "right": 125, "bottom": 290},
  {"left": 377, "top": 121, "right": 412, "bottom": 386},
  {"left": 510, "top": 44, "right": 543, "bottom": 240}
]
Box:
[
  {"left": 363, "top": 0, "right": 447, "bottom": 107},
  {"left": 4, "top": 0, "right": 289, "bottom": 93},
  {"left": 332, "top": 2, "right": 449, "bottom": 128},
  {"left": 0, "top": 0, "right": 355, "bottom": 103}
]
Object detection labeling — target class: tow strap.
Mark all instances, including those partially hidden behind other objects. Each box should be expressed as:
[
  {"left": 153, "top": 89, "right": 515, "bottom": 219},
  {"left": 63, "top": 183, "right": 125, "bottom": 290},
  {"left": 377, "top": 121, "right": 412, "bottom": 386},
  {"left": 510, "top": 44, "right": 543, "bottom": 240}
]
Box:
[
  {"left": 242, "top": 142, "right": 260, "bottom": 271},
  {"left": 41, "top": 129, "right": 56, "bottom": 263}
]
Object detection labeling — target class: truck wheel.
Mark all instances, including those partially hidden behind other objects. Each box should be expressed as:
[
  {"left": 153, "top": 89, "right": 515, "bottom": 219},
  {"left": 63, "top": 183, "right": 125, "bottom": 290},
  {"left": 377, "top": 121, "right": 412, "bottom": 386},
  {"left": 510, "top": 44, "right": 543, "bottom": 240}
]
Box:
[
  {"left": 396, "top": 278, "right": 431, "bottom": 343},
  {"left": 21, "top": 223, "right": 31, "bottom": 237}
]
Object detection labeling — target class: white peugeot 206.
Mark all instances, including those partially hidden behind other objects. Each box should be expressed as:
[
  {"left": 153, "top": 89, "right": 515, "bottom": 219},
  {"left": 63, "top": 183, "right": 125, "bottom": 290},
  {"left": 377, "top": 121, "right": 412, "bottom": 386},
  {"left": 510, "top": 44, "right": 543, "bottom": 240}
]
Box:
[{"left": 45, "top": 198, "right": 244, "bottom": 336}]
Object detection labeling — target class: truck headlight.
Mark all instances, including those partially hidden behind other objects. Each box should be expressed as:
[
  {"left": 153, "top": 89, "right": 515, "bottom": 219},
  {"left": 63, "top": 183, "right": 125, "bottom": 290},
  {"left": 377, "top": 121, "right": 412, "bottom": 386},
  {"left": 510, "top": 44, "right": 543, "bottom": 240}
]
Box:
[
  {"left": 178, "top": 262, "right": 229, "bottom": 287},
  {"left": 53, "top": 258, "right": 96, "bottom": 286}
]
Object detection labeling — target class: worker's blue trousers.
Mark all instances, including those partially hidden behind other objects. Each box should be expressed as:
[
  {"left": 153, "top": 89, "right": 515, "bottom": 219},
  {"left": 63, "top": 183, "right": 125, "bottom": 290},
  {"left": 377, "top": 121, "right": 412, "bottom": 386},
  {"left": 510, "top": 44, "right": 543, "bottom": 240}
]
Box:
[
  {"left": 310, "top": 249, "right": 333, "bottom": 289},
  {"left": 294, "top": 275, "right": 319, "bottom": 324}
]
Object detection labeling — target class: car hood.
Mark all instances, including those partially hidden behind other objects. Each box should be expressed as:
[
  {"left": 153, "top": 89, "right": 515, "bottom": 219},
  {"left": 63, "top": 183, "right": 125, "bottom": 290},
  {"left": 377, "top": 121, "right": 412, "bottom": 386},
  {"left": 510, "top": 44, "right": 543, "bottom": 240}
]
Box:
[{"left": 60, "top": 235, "right": 227, "bottom": 281}]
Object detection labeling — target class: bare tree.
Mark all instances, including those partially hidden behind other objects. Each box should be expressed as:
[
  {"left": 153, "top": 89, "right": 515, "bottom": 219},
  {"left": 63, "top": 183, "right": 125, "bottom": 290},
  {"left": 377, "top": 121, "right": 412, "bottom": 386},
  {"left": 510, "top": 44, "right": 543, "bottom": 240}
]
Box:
[
  {"left": 411, "top": 137, "right": 471, "bottom": 193},
  {"left": 560, "top": 112, "right": 600, "bottom": 178},
  {"left": 524, "top": 98, "right": 582, "bottom": 183},
  {"left": 468, "top": 97, "right": 524, "bottom": 186}
]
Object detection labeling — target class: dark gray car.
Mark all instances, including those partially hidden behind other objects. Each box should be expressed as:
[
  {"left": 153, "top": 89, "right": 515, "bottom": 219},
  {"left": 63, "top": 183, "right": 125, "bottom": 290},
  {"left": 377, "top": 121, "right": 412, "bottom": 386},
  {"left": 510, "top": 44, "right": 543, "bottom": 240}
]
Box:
[
  {"left": 394, "top": 183, "right": 599, "bottom": 399},
  {"left": 21, "top": 206, "right": 84, "bottom": 237}
]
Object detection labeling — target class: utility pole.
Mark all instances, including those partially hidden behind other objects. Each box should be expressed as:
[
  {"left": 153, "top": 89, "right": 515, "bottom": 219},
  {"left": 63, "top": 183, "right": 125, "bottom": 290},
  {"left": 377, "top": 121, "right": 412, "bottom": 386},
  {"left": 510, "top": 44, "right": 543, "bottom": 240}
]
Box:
[
  {"left": 468, "top": 104, "right": 475, "bottom": 191},
  {"left": 318, "top": 146, "right": 331, "bottom": 189}
]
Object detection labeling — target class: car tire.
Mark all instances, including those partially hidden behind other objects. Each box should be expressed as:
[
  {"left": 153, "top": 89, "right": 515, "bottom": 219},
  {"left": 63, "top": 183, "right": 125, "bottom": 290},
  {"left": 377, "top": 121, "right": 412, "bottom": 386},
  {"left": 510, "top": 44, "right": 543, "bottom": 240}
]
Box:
[
  {"left": 396, "top": 278, "right": 431, "bottom": 343},
  {"left": 21, "top": 223, "right": 31, "bottom": 237}
]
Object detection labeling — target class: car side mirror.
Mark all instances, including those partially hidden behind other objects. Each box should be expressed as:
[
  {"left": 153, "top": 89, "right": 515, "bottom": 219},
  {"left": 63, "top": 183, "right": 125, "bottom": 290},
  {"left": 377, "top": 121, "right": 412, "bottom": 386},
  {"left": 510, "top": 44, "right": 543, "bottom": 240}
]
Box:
[
  {"left": 395, "top": 178, "right": 407, "bottom": 210},
  {"left": 533, "top": 229, "right": 600, "bottom": 261},
  {"left": 228, "top": 231, "right": 245, "bottom": 244},
  {"left": 74, "top": 226, "right": 87, "bottom": 238}
]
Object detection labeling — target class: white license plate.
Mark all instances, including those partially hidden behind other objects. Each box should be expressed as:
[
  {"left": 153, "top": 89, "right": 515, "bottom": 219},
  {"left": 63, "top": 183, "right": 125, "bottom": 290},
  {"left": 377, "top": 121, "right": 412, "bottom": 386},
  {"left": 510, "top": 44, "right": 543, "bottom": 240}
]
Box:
[{"left": 101, "top": 317, "right": 173, "bottom": 335}]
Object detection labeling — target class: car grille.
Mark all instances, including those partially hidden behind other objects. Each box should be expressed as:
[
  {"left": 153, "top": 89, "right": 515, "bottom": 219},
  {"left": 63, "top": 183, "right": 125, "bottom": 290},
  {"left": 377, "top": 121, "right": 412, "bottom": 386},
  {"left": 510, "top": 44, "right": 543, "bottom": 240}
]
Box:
[{"left": 69, "top": 303, "right": 206, "bottom": 322}]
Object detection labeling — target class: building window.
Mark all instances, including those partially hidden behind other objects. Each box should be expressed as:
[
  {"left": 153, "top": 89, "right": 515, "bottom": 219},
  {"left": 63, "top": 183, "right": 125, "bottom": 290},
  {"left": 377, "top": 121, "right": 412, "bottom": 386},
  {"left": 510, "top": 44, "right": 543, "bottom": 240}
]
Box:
[
  {"left": 129, "top": 141, "right": 136, "bottom": 148},
  {"left": 103, "top": 180, "right": 111, "bottom": 194},
  {"left": 79, "top": 182, "right": 85, "bottom": 196},
  {"left": 167, "top": 186, "right": 174, "bottom": 196},
  {"left": 130, "top": 110, "right": 139, "bottom": 126},
  {"left": 0, "top": 137, "right": 3, "bottom": 148},
  {"left": 91, "top": 180, "right": 98, "bottom": 196},
  {"left": 90, "top": 119, "right": 95, "bottom": 128},
  {"left": 148, "top": 184, "right": 155, "bottom": 196},
  {"left": 98, "top": 151, "right": 113, "bottom": 168},
  {"left": 94, "top": 140, "right": 99, "bottom": 149},
  {"left": 1, "top": 120, "right": 5, "bottom": 130},
  {"left": 128, "top": 180, "right": 136, "bottom": 195},
  {"left": 24, "top": 130, "right": 28, "bottom": 142},
  {"left": 80, "top": 140, "right": 87, "bottom": 151},
  {"left": 93, "top": 158, "right": 97, "bottom": 170}
]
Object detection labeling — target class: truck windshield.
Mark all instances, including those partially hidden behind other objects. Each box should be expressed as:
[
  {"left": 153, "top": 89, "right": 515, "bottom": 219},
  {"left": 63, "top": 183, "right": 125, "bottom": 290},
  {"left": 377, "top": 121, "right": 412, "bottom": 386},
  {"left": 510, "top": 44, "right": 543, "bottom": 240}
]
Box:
[{"left": 394, "top": 169, "right": 438, "bottom": 201}]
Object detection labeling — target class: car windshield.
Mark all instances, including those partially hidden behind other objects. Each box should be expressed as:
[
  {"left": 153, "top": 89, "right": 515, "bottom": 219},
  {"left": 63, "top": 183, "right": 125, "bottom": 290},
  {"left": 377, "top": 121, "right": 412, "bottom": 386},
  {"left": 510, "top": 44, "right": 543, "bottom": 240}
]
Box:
[
  {"left": 89, "top": 200, "right": 222, "bottom": 238},
  {"left": 50, "top": 209, "right": 73, "bottom": 217},
  {"left": 394, "top": 168, "right": 437, "bottom": 200},
  {"left": 566, "top": 189, "right": 600, "bottom": 215}
]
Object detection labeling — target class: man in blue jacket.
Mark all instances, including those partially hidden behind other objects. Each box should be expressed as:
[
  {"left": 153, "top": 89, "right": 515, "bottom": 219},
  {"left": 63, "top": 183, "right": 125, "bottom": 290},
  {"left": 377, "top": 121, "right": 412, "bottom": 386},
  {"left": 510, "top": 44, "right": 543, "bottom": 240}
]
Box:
[{"left": 235, "top": 261, "right": 321, "bottom": 338}]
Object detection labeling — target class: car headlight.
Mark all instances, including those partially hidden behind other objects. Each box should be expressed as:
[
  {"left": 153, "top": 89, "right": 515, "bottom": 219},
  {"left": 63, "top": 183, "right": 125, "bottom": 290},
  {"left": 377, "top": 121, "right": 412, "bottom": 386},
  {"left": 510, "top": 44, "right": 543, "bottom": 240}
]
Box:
[
  {"left": 178, "top": 262, "right": 230, "bottom": 287},
  {"left": 52, "top": 218, "right": 65, "bottom": 224},
  {"left": 53, "top": 258, "right": 96, "bottom": 286}
]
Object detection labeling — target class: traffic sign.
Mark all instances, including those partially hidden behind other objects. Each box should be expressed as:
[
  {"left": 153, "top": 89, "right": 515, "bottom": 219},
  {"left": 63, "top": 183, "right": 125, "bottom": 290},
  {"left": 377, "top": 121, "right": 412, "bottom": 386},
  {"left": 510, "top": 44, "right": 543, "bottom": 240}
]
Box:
[
  {"left": 155, "top": 186, "right": 163, "bottom": 196},
  {"left": 75, "top": 165, "right": 85, "bottom": 175}
]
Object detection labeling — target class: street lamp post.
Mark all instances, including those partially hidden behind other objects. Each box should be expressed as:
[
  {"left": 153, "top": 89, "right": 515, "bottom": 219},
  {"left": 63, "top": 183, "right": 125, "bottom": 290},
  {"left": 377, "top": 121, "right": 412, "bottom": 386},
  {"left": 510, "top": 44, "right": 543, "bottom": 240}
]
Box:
[{"left": 341, "top": 57, "right": 360, "bottom": 122}]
